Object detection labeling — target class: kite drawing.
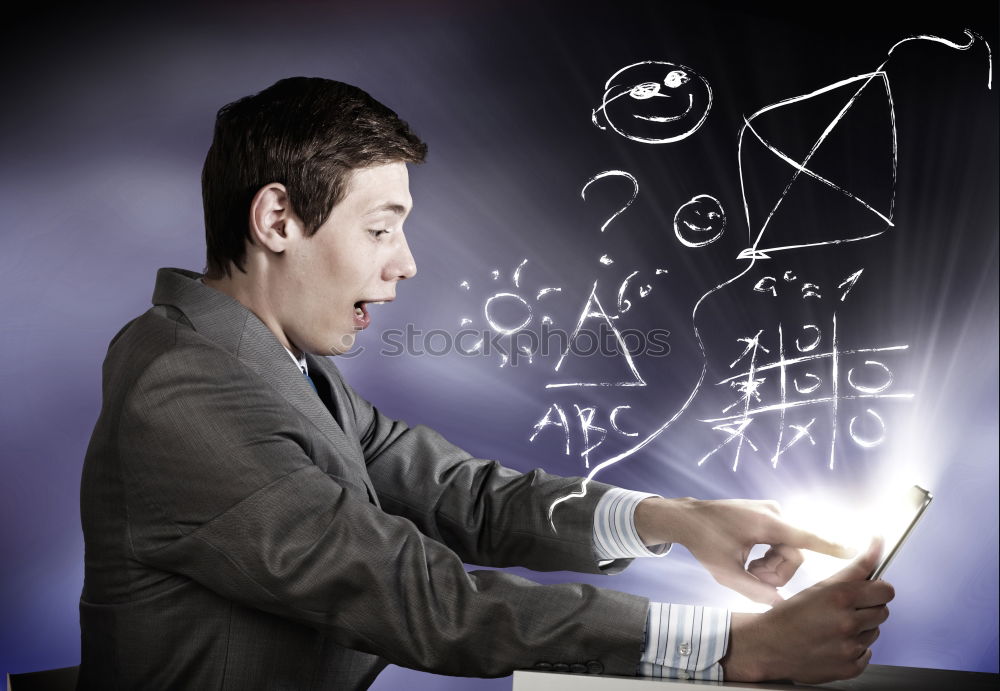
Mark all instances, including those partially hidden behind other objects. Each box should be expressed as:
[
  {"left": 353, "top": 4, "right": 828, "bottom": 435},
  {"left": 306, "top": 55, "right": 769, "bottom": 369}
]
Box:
[{"left": 543, "top": 30, "right": 992, "bottom": 521}]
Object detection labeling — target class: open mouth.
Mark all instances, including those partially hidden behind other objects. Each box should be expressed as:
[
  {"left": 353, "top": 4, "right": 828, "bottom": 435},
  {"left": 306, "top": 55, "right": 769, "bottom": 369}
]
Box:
[
  {"left": 353, "top": 301, "right": 371, "bottom": 330},
  {"left": 352, "top": 300, "right": 390, "bottom": 330}
]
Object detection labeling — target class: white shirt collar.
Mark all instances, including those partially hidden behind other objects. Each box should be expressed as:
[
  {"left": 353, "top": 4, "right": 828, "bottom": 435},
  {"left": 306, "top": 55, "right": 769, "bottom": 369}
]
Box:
[{"left": 283, "top": 346, "right": 308, "bottom": 375}]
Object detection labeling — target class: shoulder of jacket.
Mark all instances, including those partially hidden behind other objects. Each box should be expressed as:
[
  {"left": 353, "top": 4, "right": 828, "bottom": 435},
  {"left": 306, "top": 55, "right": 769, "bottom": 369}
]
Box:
[{"left": 106, "top": 309, "right": 248, "bottom": 394}]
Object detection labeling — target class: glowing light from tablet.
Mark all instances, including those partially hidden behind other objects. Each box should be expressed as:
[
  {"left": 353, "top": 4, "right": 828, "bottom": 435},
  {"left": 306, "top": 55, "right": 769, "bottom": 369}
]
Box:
[{"left": 781, "top": 483, "right": 930, "bottom": 588}]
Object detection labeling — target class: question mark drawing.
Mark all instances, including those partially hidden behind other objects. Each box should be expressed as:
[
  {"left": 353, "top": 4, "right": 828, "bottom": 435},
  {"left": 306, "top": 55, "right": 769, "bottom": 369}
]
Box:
[{"left": 581, "top": 170, "right": 639, "bottom": 232}]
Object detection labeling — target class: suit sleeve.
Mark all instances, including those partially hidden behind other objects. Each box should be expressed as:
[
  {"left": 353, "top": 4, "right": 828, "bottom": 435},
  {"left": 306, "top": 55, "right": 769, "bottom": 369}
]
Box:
[
  {"left": 326, "top": 363, "right": 636, "bottom": 574},
  {"left": 118, "top": 344, "right": 647, "bottom": 677}
]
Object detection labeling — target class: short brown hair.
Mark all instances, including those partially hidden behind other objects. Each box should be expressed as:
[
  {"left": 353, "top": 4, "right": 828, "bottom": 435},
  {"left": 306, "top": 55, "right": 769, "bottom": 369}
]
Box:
[{"left": 201, "top": 77, "right": 427, "bottom": 277}]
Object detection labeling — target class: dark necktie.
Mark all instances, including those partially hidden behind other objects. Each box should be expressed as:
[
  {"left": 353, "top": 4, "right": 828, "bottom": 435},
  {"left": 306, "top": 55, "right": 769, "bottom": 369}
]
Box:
[{"left": 301, "top": 366, "right": 318, "bottom": 394}]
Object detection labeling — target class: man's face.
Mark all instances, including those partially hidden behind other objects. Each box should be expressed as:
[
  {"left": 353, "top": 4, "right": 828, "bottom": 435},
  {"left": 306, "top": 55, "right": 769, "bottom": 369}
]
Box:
[{"left": 281, "top": 161, "right": 416, "bottom": 355}]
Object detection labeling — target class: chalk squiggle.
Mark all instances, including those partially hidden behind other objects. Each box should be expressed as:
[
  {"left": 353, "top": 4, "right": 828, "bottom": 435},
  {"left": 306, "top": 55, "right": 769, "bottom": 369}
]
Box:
[{"left": 547, "top": 29, "right": 992, "bottom": 526}]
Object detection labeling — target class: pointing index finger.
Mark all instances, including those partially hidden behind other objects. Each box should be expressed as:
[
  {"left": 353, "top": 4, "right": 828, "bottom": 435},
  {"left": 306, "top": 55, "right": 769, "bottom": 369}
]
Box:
[{"left": 778, "top": 522, "right": 856, "bottom": 559}]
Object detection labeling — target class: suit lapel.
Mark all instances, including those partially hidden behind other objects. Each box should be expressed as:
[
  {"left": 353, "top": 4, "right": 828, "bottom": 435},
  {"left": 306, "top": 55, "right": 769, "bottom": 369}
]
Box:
[
  {"left": 151, "top": 268, "right": 377, "bottom": 504},
  {"left": 304, "top": 355, "right": 379, "bottom": 506}
]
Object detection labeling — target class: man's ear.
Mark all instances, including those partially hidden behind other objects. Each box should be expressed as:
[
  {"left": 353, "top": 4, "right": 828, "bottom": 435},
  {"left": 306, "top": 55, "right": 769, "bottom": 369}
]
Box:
[{"left": 248, "top": 183, "right": 303, "bottom": 254}]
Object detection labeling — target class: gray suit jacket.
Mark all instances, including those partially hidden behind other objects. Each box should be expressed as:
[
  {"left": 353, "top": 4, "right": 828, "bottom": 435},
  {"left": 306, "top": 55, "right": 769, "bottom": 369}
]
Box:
[{"left": 78, "top": 267, "right": 648, "bottom": 690}]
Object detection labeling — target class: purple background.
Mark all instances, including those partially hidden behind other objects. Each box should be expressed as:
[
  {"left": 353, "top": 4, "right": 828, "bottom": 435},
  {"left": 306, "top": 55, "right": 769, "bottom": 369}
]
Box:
[{"left": 2, "top": 2, "right": 997, "bottom": 686}]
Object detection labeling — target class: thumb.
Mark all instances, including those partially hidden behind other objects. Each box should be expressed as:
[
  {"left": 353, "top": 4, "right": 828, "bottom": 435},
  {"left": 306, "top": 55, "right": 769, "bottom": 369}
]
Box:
[
  {"left": 716, "top": 568, "right": 783, "bottom": 605},
  {"left": 828, "top": 535, "right": 884, "bottom": 583}
]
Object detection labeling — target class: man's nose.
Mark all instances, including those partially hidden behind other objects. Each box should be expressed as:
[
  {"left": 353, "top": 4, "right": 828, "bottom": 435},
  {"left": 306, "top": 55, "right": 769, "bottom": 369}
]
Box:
[{"left": 386, "top": 232, "right": 417, "bottom": 281}]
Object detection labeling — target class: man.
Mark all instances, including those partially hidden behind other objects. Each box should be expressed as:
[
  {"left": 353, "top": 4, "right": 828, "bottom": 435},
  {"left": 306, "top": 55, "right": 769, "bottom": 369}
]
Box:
[{"left": 78, "top": 77, "right": 893, "bottom": 689}]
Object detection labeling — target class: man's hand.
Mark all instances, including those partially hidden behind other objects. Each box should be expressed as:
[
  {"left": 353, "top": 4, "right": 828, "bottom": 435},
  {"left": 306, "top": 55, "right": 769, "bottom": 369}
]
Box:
[
  {"left": 721, "top": 538, "right": 893, "bottom": 683},
  {"left": 634, "top": 497, "right": 854, "bottom": 603}
]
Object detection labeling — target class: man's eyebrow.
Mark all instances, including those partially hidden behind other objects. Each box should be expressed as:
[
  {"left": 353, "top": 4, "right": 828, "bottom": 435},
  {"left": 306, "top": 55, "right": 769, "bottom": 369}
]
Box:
[{"left": 365, "top": 202, "right": 409, "bottom": 215}]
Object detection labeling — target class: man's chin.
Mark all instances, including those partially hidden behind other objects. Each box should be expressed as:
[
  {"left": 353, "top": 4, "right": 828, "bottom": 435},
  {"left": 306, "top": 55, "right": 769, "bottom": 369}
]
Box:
[{"left": 325, "top": 333, "right": 358, "bottom": 357}]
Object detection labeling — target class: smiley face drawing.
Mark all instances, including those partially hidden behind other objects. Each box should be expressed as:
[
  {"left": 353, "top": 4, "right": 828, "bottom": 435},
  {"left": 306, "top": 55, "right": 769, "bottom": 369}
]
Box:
[
  {"left": 592, "top": 60, "right": 713, "bottom": 144},
  {"left": 674, "top": 194, "right": 726, "bottom": 247}
]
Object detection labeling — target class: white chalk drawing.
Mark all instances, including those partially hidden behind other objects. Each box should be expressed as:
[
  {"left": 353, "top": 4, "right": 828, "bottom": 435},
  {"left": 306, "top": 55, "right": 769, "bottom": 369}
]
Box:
[
  {"left": 459, "top": 259, "right": 564, "bottom": 362},
  {"left": 592, "top": 61, "right": 713, "bottom": 144},
  {"left": 699, "top": 314, "right": 913, "bottom": 471},
  {"left": 754, "top": 268, "right": 863, "bottom": 300},
  {"left": 754, "top": 276, "right": 778, "bottom": 296},
  {"left": 674, "top": 194, "right": 727, "bottom": 247},
  {"left": 484, "top": 292, "right": 533, "bottom": 336},
  {"left": 794, "top": 374, "right": 822, "bottom": 395},
  {"left": 573, "top": 405, "right": 608, "bottom": 468},
  {"left": 849, "top": 408, "right": 887, "bottom": 448},
  {"left": 548, "top": 281, "right": 647, "bottom": 388},
  {"left": 846, "top": 359, "right": 893, "bottom": 394},
  {"left": 609, "top": 405, "right": 639, "bottom": 437},
  {"left": 795, "top": 325, "right": 821, "bottom": 353},
  {"left": 481, "top": 261, "right": 536, "bottom": 336},
  {"left": 801, "top": 283, "right": 822, "bottom": 299},
  {"left": 548, "top": 30, "right": 993, "bottom": 527},
  {"left": 615, "top": 270, "right": 658, "bottom": 314},
  {"left": 464, "top": 337, "right": 484, "bottom": 355},
  {"left": 518, "top": 31, "right": 986, "bottom": 522},
  {"left": 512, "top": 259, "right": 528, "bottom": 288},
  {"left": 736, "top": 30, "right": 990, "bottom": 261},
  {"left": 838, "top": 269, "right": 864, "bottom": 301},
  {"left": 616, "top": 270, "right": 640, "bottom": 315},
  {"left": 581, "top": 170, "right": 639, "bottom": 233},
  {"left": 529, "top": 404, "right": 571, "bottom": 455},
  {"left": 530, "top": 402, "right": 642, "bottom": 465}
]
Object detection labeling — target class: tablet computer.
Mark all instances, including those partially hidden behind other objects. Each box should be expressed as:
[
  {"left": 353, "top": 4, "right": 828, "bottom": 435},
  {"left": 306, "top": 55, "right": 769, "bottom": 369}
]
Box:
[{"left": 868, "top": 484, "right": 933, "bottom": 580}]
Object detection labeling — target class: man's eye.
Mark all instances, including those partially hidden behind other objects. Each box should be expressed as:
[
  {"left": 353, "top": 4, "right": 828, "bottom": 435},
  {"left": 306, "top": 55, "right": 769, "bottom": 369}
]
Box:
[{"left": 368, "top": 229, "right": 389, "bottom": 238}]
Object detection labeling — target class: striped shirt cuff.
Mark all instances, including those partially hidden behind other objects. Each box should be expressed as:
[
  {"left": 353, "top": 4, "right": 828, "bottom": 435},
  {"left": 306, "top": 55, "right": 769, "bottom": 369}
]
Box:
[
  {"left": 593, "top": 488, "right": 671, "bottom": 561},
  {"left": 639, "top": 603, "right": 731, "bottom": 682}
]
